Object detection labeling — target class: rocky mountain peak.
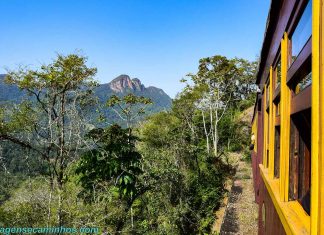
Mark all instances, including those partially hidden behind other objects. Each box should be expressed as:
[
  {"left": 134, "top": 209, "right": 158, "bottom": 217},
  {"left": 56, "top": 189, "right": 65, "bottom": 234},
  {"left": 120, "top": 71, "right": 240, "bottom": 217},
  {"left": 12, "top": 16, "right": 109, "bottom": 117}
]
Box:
[
  {"left": 109, "top": 74, "right": 145, "bottom": 92},
  {"left": 131, "top": 78, "right": 143, "bottom": 91}
]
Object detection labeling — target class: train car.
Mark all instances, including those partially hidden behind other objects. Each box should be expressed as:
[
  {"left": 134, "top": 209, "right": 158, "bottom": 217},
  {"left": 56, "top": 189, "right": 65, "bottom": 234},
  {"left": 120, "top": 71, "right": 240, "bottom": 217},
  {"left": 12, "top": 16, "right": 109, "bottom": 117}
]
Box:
[{"left": 251, "top": 0, "right": 324, "bottom": 234}]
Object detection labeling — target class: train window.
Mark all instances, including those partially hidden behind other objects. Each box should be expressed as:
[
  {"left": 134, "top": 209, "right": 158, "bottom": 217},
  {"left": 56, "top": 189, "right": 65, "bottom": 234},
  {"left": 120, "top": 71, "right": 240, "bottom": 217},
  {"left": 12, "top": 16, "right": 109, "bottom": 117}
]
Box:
[
  {"left": 294, "top": 72, "right": 312, "bottom": 94},
  {"left": 288, "top": 108, "right": 311, "bottom": 215},
  {"left": 274, "top": 57, "right": 281, "bottom": 88},
  {"left": 276, "top": 102, "right": 280, "bottom": 116},
  {"left": 290, "top": 0, "right": 312, "bottom": 65},
  {"left": 274, "top": 126, "right": 280, "bottom": 178}
]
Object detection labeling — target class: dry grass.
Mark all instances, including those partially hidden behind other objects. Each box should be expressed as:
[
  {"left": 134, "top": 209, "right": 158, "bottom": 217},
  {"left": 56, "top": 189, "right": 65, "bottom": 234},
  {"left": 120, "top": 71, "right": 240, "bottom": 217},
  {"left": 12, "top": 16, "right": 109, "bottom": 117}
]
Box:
[
  {"left": 238, "top": 106, "right": 254, "bottom": 124},
  {"left": 213, "top": 152, "right": 258, "bottom": 235},
  {"left": 212, "top": 179, "right": 232, "bottom": 233}
]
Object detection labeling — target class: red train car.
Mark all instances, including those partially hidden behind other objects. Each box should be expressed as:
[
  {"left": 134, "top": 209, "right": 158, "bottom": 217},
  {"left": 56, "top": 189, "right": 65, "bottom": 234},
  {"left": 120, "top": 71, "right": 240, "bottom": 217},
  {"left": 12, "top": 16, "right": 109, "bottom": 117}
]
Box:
[{"left": 251, "top": 0, "right": 324, "bottom": 234}]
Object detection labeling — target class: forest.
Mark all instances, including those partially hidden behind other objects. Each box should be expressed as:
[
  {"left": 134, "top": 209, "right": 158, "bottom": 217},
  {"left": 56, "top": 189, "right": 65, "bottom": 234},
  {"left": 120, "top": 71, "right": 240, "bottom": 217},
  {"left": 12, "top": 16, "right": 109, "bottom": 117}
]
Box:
[{"left": 0, "top": 53, "right": 257, "bottom": 234}]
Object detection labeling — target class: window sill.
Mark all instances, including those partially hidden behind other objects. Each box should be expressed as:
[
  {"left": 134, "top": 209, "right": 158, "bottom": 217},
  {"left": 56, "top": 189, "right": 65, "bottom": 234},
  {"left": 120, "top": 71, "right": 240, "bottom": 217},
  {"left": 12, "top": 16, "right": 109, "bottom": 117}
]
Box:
[{"left": 259, "top": 164, "right": 310, "bottom": 235}]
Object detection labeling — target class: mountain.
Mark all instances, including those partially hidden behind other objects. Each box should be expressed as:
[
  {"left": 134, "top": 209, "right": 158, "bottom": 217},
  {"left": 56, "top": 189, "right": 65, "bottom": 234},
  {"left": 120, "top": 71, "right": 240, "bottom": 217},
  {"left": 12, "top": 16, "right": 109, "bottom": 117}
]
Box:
[
  {"left": 95, "top": 74, "right": 172, "bottom": 110},
  {"left": 0, "top": 74, "right": 172, "bottom": 123},
  {"left": 108, "top": 75, "right": 145, "bottom": 92},
  {"left": 0, "top": 74, "right": 26, "bottom": 102}
]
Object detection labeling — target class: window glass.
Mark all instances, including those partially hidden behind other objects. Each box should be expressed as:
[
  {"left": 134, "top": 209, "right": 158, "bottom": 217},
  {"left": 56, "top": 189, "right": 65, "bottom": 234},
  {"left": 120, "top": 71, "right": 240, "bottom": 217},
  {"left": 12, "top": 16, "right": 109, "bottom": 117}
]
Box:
[
  {"left": 291, "top": 0, "right": 312, "bottom": 64},
  {"left": 274, "top": 127, "right": 280, "bottom": 178},
  {"left": 276, "top": 102, "right": 280, "bottom": 116},
  {"left": 294, "top": 72, "right": 312, "bottom": 94},
  {"left": 289, "top": 109, "right": 311, "bottom": 215},
  {"left": 275, "top": 58, "right": 281, "bottom": 88}
]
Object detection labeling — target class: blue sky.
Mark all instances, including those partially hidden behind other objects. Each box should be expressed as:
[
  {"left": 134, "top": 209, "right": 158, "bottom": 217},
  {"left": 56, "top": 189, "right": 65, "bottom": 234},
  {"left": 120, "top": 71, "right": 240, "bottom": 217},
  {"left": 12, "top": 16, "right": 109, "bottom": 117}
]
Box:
[{"left": 0, "top": 0, "right": 270, "bottom": 98}]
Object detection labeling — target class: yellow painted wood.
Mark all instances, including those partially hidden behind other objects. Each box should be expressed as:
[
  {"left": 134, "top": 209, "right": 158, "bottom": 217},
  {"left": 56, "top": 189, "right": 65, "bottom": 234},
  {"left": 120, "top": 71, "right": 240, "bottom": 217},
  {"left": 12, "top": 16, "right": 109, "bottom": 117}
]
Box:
[
  {"left": 263, "top": 89, "right": 268, "bottom": 167},
  {"left": 252, "top": 114, "right": 258, "bottom": 152},
  {"left": 311, "top": 0, "right": 320, "bottom": 234},
  {"left": 319, "top": 1, "right": 324, "bottom": 234},
  {"left": 260, "top": 165, "right": 310, "bottom": 235},
  {"left": 269, "top": 67, "right": 275, "bottom": 179},
  {"left": 279, "top": 33, "right": 290, "bottom": 202}
]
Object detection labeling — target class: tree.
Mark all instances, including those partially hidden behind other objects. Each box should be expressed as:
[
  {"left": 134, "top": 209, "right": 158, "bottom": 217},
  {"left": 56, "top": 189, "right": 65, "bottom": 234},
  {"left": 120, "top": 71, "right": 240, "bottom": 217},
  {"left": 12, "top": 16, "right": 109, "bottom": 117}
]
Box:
[
  {"left": 137, "top": 109, "right": 234, "bottom": 234},
  {"left": 184, "top": 55, "right": 257, "bottom": 157},
  {"left": 0, "top": 53, "right": 97, "bottom": 226},
  {"left": 106, "top": 94, "right": 152, "bottom": 128},
  {"left": 76, "top": 124, "right": 144, "bottom": 234},
  {"left": 76, "top": 92, "right": 153, "bottom": 233}
]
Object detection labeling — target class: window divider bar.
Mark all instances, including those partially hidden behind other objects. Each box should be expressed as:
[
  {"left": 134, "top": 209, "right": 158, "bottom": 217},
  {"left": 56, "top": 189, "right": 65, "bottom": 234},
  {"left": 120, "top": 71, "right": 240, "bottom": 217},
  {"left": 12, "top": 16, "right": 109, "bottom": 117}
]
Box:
[
  {"left": 319, "top": 1, "right": 324, "bottom": 233},
  {"left": 269, "top": 67, "right": 275, "bottom": 179},
  {"left": 263, "top": 89, "right": 268, "bottom": 167},
  {"left": 290, "top": 85, "right": 312, "bottom": 114},
  {"left": 311, "top": 0, "right": 321, "bottom": 234},
  {"left": 280, "top": 33, "right": 291, "bottom": 202}
]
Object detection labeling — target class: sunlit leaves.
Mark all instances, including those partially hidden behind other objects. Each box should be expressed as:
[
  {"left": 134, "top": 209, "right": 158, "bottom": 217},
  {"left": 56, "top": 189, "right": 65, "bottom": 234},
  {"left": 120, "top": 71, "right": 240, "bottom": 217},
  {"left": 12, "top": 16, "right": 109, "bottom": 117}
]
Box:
[
  {"left": 6, "top": 54, "right": 98, "bottom": 95},
  {"left": 76, "top": 124, "right": 143, "bottom": 201},
  {"left": 106, "top": 93, "right": 153, "bottom": 127}
]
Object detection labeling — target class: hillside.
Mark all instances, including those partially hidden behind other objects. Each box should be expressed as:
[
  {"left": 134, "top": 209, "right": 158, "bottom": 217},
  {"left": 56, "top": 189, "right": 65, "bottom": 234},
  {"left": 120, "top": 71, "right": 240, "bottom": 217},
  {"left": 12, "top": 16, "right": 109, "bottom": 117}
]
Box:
[
  {"left": 0, "top": 54, "right": 257, "bottom": 234},
  {"left": 0, "top": 74, "right": 26, "bottom": 102},
  {"left": 0, "top": 74, "right": 172, "bottom": 124}
]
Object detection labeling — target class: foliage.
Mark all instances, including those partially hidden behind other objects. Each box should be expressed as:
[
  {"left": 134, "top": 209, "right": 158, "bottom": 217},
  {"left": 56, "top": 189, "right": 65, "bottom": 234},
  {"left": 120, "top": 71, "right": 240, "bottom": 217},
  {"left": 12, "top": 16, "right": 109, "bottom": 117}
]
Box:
[
  {"left": 106, "top": 93, "right": 152, "bottom": 128},
  {"left": 134, "top": 100, "right": 235, "bottom": 234},
  {"left": 0, "top": 74, "right": 172, "bottom": 126},
  {"left": 182, "top": 55, "right": 257, "bottom": 157},
  {"left": 0, "top": 53, "right": 97, "bottom": 226},
  {"left": 0, "top": 53, "right": 256, "bottom": 234},
  {"left": 0, "top": 174, "right": 112, "bottom": 230},
  {"left": 76, "top": 124, "right": 142, "bottom": 201}
]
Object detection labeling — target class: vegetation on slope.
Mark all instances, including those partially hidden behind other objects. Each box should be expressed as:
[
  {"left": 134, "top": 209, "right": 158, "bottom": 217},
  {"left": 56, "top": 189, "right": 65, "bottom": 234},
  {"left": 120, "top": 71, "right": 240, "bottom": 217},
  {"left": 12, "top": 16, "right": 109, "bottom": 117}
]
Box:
[{"left": 0, "top": 53, "right": 256, "bottom": 234}]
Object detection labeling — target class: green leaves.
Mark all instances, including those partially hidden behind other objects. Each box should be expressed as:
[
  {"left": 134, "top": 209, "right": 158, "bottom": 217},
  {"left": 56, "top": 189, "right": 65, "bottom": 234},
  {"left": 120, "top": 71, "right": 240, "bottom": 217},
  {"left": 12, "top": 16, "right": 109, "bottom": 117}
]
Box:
[
  {"left": 0, "top": 52, "right": 255, "bottom": 234},
  {"left": 76, "top": 124, "right": 143, "bottom": 201},
  {"left": 1, "top": 53, "right": 100, "bottom": 228},
  {"left": 106, "top": 94, "right": 152, "bottom": 108},
  {"left": 105, "top": 93, "right": 153, "bottom": 127},
  {"left": 0, "top": 102, "right": 36, "bottom": 135},
  {"left": 106, "top": 95, "right": 121, "bottom": 107},
  {"left": 186, "top": 55, "right": 257, "bottom": 107},
  {"left": 6, "top": 53, "right": 97, "bottom": 93}
]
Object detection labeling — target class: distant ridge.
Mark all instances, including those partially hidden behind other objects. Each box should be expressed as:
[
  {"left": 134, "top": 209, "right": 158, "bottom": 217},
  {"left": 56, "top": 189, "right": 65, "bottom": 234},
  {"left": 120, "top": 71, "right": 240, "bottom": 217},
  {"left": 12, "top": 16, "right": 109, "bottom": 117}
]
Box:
[
  {"left": 0, "top": 74, "right": 26, "bottom": 102},
  {"left": 0, "top": 74, "right": 172, "bottom": 123},
  {"left": 95, "top": 74, "right": 172, "bottom": 109}
]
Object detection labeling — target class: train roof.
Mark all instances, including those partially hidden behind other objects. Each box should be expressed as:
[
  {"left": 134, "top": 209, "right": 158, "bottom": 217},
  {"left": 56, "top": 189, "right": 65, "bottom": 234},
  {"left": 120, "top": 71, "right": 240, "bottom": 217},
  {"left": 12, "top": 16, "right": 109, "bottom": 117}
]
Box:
[{"left": 256, "top": 0, "right": 282, "bottom": 86}]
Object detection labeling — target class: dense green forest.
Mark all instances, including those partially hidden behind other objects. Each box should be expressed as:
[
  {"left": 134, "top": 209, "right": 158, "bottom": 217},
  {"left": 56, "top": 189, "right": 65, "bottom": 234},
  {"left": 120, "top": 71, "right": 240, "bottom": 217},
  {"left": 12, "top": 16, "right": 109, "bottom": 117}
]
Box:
[{"left": 0, "top": 53, "right": 256, "bottom": 234}]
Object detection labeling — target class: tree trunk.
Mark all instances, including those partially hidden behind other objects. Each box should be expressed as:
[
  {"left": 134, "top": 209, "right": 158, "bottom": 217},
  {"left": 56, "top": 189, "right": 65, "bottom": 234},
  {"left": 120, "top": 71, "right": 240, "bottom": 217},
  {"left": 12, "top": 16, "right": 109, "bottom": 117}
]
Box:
[
  {"left": 201, "top": 110, "right": 210, "bottom": 153},
  {"left": 47, "top": 175, "right": 54, "bottom": 226},
  {"left": 57, "top": 92, "right": 66, "bottom": 227},
  {"left": 214, "top": 107, "right": 218, "bottom": 157}
]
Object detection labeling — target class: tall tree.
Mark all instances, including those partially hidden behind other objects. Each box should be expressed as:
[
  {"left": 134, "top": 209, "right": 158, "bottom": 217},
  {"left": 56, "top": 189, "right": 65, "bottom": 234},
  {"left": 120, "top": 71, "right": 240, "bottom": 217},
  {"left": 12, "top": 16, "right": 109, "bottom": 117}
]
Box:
[
  {"left": 0, "top": 53, "right": 97, "bottom": 226},
  {"left": 76, "top": 124, "right": 144, "bottom": 234},
  {"left": 184, "top": 55, "right": 257, "bottom": 157},
  {"left": 76, "top": 94, "right": 152, "bottom": 233}
]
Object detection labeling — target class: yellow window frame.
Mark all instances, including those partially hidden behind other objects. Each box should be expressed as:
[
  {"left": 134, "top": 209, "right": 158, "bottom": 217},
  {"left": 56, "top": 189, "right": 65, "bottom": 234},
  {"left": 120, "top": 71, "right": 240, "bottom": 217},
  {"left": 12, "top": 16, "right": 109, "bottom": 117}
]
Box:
[
  {"left": 279, "top": 32, "right": 290, "bottom": 202},
  {"left": 311, "top": 0, "right": 322, "bottom": 234},
  {"left": 259, "top": 1, "right": 324, "bottom": 234}
]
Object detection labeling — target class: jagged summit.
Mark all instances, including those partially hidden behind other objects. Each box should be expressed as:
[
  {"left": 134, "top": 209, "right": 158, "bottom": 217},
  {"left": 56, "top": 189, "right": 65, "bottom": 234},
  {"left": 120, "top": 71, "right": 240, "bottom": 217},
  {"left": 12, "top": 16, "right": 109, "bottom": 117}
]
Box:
[{"left": 109, "top": 74, "right": 144, "bottom": 92}]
